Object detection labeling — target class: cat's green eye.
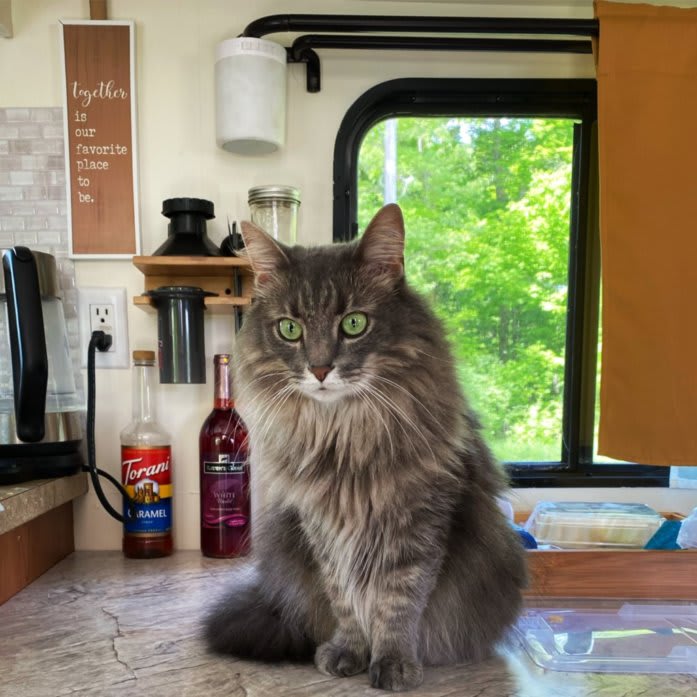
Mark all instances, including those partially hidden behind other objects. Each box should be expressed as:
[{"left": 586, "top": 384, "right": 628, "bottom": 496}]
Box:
[
  {"left": 278, "top": 318, "right": 303, "bottom": 341},
  {"left": 341, "top": 312, "right": 368, "bottom": 337}
]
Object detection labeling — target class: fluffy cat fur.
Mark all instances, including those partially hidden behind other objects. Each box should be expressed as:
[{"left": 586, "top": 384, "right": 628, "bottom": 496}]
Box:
[{"left": 204, "top": 204, "right": 527, "bottom": 691}]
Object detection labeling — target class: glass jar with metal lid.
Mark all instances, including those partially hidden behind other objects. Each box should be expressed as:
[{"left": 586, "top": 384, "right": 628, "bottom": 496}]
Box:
[{"left": 247, "top": 185, "right": 301, "bottom": 245}]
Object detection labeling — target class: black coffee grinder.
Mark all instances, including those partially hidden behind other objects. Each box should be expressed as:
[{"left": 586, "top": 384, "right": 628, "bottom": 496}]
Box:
[{"left": 153, "top": 197, "right": 220, "bottom": 256}]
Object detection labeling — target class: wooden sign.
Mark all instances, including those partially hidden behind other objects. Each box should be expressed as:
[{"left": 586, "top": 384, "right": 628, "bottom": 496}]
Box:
[{"left": 60, "top": 20, "right": 140, "bottom": 258}]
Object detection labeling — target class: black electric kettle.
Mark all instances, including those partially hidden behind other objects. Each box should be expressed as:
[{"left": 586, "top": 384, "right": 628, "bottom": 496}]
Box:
[{"left": 0, "top": 247, "right": 84, "bottom": 483}]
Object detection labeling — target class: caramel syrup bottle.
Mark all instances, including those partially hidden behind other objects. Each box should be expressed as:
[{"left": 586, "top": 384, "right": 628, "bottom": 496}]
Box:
[
  {"left": 121, "top": 350, "right": 173, "bottom": 558},
  {"left": 199, "top": 354, "right": 250, "bottom": 558}
]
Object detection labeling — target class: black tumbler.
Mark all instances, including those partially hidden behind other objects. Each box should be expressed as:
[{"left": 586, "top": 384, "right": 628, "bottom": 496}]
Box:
[{"left": 145, "top": 286, "right": 216, "bottom": 384}]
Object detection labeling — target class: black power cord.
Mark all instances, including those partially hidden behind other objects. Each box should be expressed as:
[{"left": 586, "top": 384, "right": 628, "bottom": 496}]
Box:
[{"left": 84, "top": 330, "right": 136, "bottom": 523}]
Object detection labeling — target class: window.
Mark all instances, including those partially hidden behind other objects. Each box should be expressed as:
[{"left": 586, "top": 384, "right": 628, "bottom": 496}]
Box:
[{"left": 333, "top": 79, "right": 668, "bottom": 487}]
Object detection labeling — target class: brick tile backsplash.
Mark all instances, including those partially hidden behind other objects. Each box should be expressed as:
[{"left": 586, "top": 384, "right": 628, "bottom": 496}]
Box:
[
  {"left": 30, "top": 108, "right": 62, "bottom": 122},
  {"left": 0, "top": 186, "right": 23, "bottom": 201},
  {"left": 5, "top": 108, "right": 31, "bottom": 122},
  {"left": 0, "top": 156, "right": 22, "bottom": 171},
  {"left": 22, "top": 186, "right": 49, "bottom": 201},
  {"left": 8, "top": 140, "right": 31, "bottom": 154},
  {"left": 0, "top": 106, "right": 80, "bottom": 387},
  {"left": 0, "top": 107, "right": 69, "bottom": 253},
  {"left": 13, "top": 230, "right": 38, "bottom": 246},
  {"left": 42, "top": 124, "right": 64, "bottom": 139},
  {"left": 0, "top": 125, "right": 20, "bottom": 139},
  {"left": 9, "top": 171, "right": 34, "bottom": 186}
]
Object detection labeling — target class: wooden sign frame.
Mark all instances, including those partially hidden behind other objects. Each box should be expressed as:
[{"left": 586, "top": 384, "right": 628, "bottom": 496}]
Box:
[{"left": 60, "top": 19, "right": 141, "bottom": 259}]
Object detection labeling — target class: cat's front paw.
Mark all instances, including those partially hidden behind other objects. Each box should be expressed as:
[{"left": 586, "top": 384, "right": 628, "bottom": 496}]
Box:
[
  {"left": 369, "top": 655, "right": 423, "bottom": 692},
  {"left": 315, "top": 640, "right": 369, "bottom": 678}
]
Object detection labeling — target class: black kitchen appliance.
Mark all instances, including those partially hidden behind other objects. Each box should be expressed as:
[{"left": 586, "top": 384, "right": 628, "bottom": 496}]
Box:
[
  {"left": 153, "top": 197, "right": 221, "bottom": 256},
  {"left": 0, "top": 247, "right": 84, "bottom": 483}
]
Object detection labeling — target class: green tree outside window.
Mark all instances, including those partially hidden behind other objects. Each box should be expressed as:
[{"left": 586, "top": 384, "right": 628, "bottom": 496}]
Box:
[{"left": 358, "top": 117, "right": 574, "bottom": 462}]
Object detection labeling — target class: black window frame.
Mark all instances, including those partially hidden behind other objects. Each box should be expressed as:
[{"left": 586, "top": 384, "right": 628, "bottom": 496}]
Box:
[{"left": 333, "top": 77, "right": 668, "bottom": 488}]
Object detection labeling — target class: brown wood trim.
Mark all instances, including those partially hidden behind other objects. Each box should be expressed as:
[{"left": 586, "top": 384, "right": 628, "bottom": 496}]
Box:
[
  {"left": 133, "top": 255, "right": 252, "bottom": 274},
  {"left": 526, "top": 549, "right": 697, "bottom": 600},
  {"left": 133, "top": 295, "right": 251, "bottom": 313},
  {"left": 0, "top": 502, "right": 74, "bottom": 605},
  {"left": 89, "top": 0, "right": 107, "bottom": 20},
  {"left": 0, "top": 0, "right": 13, "bottom": 38}
]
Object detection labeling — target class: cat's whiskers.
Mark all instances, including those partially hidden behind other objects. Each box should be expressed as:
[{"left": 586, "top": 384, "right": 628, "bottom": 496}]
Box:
[
  {"left": 366, "top": 392, "right": 421, "bottom": 459},
  {"left": 361, "top": 382, "right": 439, "bottom": 466},
  {"left": 242, "top": 386, "right": 292, "bottom": 452},
  {"left": 369, "top": 374, "right": 451, "bottom": 440},
  {"left": 412, "top": 346, "right": 452, "bottom": 364},
  {"left": 237, "top": 380, "right": 287, "bottom": 420},
  {"left": 242, "top": 369, "right": 288, "bottom": 386},
  {"left": 350, "top": 383, "right": 396, "bottom": 461},
  {"left": 253, "top": 383, "right": 297, "bottom": 448},
  {"left": 237, "top": 372, "right": 295, "bottom": 420},
  {"left": 372, "top": 386, "right": 455, "bottom": 482},
  {"left": 237, "top": 371, "right": 290, "bottom": 403}
]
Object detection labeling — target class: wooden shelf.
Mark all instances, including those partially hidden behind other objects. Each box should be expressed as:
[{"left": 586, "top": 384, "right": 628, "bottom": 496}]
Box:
[
  {"left": 132, "top": 255, "right": 251, "bottom": 276},
  {"left": 133, "top": 294, "right": 251, "bottom": 314},
  {"left": 132, "top": 255, "right": 254, "bottom": 312}
]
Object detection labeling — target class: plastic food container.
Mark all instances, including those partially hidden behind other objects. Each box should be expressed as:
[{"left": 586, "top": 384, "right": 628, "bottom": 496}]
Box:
[
  {"left": 523, "top": 502, "right": 664, "bottom": 549},
  {"left": 514, "top": 604, "right": 697, "bottom": 674}
]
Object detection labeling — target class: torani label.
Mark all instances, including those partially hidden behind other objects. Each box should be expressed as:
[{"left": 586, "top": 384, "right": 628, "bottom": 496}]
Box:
[{"left": 121, "top": 446, "right": 172, "bottom": 535}]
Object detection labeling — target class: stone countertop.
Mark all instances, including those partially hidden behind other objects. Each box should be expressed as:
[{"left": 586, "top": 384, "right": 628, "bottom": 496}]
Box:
[
  {"left": 0, "top": 551, "right": 695, "bottom": 697},
  {"left": 0, "top": 473, "right": 87, "bottom": 535}
]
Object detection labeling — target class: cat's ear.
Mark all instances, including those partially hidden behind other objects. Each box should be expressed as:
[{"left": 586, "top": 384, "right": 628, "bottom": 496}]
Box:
[
  {"left": 356, "top": 203, "right": 405, "bottom": 284},
  {"left": 239, "top": 221, "right": 288, "bottom": 288}
]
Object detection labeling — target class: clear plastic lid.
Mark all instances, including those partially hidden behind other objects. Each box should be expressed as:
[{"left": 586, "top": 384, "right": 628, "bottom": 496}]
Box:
[
  {"left": 523, "top": 501, "right": 664, "bottom": 549},
  {"left": 514, "top": 604, "right": 697, "bottom": 674}
]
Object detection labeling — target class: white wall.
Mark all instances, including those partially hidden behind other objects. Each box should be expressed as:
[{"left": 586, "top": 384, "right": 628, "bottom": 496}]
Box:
[{"left": 2, "top": 0, "right": 695, "bottom": 549}]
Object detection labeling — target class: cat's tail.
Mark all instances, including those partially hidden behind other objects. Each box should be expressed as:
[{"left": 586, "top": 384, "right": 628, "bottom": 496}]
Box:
[{"left": 203, "top": 563, "right": 316, "bottom": 662}]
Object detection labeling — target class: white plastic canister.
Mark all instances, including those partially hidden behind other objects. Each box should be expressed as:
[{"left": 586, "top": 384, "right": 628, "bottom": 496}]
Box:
[{"left": 215, "top": 37, "right": 287, "bottom": 155}]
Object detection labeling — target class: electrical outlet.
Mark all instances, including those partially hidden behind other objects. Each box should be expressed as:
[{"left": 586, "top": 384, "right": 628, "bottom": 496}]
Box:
[
  {"left": 89, "top": 304, "right": 115, "bottom": 338},
  {"left": 78, "top": 287, "right": 129, "bottom": 368}
]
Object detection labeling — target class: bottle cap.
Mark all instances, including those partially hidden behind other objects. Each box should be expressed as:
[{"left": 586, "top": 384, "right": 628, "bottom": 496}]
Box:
[
  {"left": 214, "top": 354, "right": 231, "bottom": 365},
  {"left": 133, "top": 350, "right": 155, "bottom": 362}
]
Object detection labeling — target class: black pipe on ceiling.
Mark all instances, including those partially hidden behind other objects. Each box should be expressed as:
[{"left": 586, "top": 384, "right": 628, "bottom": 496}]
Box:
[
  {"left": 242, "top": 14, "right": 599, "bottom": 38},
  {"left": 240, "top": 14, "right": 599, "bottom": 93}
]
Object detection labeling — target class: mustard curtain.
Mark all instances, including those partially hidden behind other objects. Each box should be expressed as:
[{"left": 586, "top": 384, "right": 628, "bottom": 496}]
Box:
[{"left": 595, "top": 1, "right": 697, "bottom": 464}]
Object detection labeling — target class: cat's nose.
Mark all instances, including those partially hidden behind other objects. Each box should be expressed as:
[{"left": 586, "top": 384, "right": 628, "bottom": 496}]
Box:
[{"left": 310, "top": 365, "right": 333, "bottom": 383}]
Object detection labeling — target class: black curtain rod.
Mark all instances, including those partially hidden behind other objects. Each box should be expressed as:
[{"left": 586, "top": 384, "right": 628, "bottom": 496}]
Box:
[
  {"left": 288, "top": 36, "right": 593, "bottom": 92},
  {"left": 290, "top": 36, "right": 593, "bottom": 55},
  {"left": 240, "top": 14, "right": 599, "bottom": 93}
]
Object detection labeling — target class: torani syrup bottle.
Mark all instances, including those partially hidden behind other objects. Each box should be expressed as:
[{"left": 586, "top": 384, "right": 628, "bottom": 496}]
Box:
[
  {"left": 121, "top": 350, "right": 173, "bottom": 558},
  {"left": 199, "top": 354, "right": 250, "bottom": 558}
]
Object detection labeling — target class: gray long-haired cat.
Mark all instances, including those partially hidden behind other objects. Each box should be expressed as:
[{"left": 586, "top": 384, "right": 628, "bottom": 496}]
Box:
[{"left": 204, "top": 204, "right": 527, "bottom": 691}]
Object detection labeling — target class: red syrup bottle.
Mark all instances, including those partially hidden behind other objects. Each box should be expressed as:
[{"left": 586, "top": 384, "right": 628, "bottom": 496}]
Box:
[
  {"left": 121, "top": 350, "right": 174, "bottom": 559},
  {"left": 199, "top": 354, "right": 251, "bottom": 558}
]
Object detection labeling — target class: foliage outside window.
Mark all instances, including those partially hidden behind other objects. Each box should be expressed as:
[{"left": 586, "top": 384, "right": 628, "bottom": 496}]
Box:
[{"left": 359, "top": 117, "right": 572, "bottom": 462}]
